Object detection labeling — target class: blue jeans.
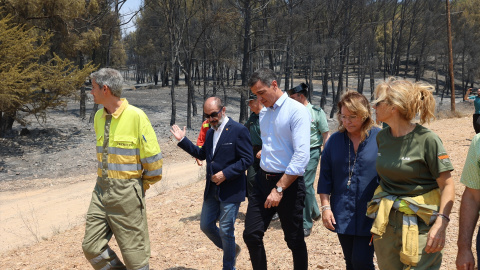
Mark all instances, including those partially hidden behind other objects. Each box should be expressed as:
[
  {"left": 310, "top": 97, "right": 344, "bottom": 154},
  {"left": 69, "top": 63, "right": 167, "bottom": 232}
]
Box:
[{"left": 200, "top": 186, "right": 240, "bottom": 270}]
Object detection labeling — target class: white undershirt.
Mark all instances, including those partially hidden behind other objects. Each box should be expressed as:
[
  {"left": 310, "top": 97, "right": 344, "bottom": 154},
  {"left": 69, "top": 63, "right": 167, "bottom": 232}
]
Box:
[{"left": 212, "top": 116, "right": 229, "bottom": 154}]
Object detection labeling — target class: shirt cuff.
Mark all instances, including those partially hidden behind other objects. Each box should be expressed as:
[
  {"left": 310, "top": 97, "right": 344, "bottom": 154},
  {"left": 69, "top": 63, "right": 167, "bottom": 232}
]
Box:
[{"left": 285, "top": 166, "right": 305, "bottom": 176}]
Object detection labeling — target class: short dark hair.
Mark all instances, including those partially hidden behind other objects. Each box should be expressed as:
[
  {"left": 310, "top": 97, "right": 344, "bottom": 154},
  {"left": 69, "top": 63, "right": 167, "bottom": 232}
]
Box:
[{"left": 248, "top": 68, "right": 277, "bottom": 88}]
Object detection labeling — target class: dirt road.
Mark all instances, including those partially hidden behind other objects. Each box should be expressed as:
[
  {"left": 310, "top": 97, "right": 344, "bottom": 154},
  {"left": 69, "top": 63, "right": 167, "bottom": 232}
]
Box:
[{"left": 0, "top": 160, "right": 203, "bottom": 253}]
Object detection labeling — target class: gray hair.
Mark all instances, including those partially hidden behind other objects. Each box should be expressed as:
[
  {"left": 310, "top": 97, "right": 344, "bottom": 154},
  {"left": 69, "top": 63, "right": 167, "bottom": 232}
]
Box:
[
  {"left": 90, "top": 68, "right": 124, "bottom": 97},
  {"left": 248, "top": 68, "right": 277, "bottom": 88}
]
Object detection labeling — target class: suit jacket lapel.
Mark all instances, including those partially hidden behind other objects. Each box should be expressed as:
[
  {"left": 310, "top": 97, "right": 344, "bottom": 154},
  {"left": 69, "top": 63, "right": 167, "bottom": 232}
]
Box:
[
  {"left": 204, "top": 129, "right": 214, "bottom": 161},
  {"left": 212, "top": 118, "right": 232, "bottom": 159}
]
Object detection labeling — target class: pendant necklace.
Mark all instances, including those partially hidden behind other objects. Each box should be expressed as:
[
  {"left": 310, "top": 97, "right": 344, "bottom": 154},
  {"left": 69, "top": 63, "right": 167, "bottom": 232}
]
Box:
[{"left": 348, "top": 138, "right": 357, "bottom": 189}]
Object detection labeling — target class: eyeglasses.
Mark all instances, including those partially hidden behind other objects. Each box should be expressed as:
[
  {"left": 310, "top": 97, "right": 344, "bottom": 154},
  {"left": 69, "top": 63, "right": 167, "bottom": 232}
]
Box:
[
  {"left": 204, "top": 107, "right": 224, "bottom": 119},
  {"left": 371, "top": 100, "right": 385, "bottom": 107},
  {"left": 340, "top": 114, "right": 358, "bottom": 121}
]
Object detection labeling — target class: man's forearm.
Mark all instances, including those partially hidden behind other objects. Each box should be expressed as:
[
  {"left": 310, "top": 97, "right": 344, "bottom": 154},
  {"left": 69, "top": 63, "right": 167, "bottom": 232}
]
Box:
[
  {"left": 276, "top": 174, "right": 299, "bottom": 190},
  {"left": 458, "top": 188, "right": 480, "bottom": 250}
]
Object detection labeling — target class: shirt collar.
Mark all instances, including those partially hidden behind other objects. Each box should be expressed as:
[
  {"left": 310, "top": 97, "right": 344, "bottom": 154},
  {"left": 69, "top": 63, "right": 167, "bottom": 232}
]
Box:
[
  {"left": 271, "top": 92, "right": 288, "bottom": 110},
  {"left": 215, "top": 116, "right": 229, "bottom": 132},
  {"left": 101, "top": 98, "right": 128, "bottom": 119}
]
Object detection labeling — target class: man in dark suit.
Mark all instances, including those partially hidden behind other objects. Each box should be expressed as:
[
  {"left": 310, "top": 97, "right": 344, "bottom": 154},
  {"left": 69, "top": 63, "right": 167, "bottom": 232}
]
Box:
[{"left": 170, "top": 96, "right": 253, "bottom": 270}]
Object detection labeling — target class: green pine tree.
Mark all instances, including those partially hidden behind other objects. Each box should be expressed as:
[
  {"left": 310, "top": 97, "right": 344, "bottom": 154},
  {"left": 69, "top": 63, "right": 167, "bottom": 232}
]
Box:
[{"left": 0, "top": 16, "right": 96, "bottom": 136}]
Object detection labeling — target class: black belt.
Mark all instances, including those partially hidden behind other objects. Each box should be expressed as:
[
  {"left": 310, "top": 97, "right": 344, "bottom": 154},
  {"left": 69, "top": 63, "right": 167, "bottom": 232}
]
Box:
[
  {"left": 310, "top": 146, "right": 321, "bottom": 150},
  {"left": 260, "top": 169, "right": 283, "bottom": 180}
]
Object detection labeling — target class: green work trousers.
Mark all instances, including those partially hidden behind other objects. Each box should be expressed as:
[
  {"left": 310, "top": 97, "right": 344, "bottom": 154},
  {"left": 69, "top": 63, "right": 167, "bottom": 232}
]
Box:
[
  {"left": 303, "top": 147, "right": 321, "bottom": 230},
  {"left": 374, "top": 210, "right": 442, "bottom": 270},
  {"left": 82, "top": 177, "right": 150, "bottom": 270}
]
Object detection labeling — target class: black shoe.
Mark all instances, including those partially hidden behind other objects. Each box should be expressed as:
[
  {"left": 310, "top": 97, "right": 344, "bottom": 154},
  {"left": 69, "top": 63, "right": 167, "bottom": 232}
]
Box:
[
  {"left": 313, "top": 214, "right": 321, "bottom": 222},
  {"left": 272, "top": 213, "right": 279, "bottom": 221},
  {"left": 304, "top": 228, "right": 311, "bottom": 237}
]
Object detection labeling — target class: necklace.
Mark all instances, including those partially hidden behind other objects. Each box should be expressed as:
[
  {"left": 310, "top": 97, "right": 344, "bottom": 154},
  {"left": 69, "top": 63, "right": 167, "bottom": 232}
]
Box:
[{"left": 347, "top": 138, "right": 358, "bottom": 189}]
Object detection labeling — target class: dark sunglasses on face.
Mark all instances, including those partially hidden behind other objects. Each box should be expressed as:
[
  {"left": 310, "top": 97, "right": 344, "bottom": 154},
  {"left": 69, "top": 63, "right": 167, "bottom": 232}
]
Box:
[{"left": 204, "top": 106, "right": 224, "bottom": 119}]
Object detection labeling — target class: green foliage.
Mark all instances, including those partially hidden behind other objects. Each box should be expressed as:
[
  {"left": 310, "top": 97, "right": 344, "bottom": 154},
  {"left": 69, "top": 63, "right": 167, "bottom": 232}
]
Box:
[
  {"left": 1, "top": 0, "right": 125, "bottom": 67},
  {"left": 0, "top": 16, "right": 96, "bottom": 124}
]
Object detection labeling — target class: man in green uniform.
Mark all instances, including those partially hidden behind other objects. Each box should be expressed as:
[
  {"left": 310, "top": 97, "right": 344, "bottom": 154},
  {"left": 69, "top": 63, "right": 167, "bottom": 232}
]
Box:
[
  {"left": 82, "top": 68, "right": 163, "bottom": 270},
  {"left": 245, "top": 93, "right": 263, "bottom": 198},
  {"left": 288, "top": 83, "right": 329, "bottom": 237}
]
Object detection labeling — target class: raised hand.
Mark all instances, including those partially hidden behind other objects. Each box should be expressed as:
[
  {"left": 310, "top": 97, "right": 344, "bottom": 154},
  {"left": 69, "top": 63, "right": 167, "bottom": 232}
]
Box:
[{"left": 170, "top": 125, "right": 186, "bottom": 141}]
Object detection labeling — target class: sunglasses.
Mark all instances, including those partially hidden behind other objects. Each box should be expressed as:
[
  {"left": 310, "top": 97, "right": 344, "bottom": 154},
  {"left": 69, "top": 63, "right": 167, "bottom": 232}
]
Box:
[
  {"left": 204, "top": 106, "right": 224, "bottom": 119},
  {"left": 371, "top": 100, "right": 385, "bottom": 107}
]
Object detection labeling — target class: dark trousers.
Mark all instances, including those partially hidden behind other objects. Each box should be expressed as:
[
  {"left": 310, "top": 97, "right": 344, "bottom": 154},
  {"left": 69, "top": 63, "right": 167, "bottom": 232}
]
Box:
[
  {"left": 243, "top": 170, "right": 308, "bottom": 270},
  {"left": 473, "top": 114, "right": 480, "bottom": 134},
  {"left": 246, "top": 157, "right": 261, "bottom": 198},
  {"left": 337, "top": 234, "right": 375, "bottom": 270}
]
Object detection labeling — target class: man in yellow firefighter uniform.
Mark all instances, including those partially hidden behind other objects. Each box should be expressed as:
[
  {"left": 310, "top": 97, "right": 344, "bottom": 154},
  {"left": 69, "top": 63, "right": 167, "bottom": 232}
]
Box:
[{"left": 82, "top": 68, "right": 163, "bottom": 270}]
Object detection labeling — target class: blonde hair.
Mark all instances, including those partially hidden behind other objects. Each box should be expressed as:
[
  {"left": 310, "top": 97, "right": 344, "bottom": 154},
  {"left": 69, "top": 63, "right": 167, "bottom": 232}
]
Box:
[
  {"left": 337, "top": 91, "right": 375, "bottom": 142},
  {"left": 373, "top": 77, "right": 435, "bottom": 124}
]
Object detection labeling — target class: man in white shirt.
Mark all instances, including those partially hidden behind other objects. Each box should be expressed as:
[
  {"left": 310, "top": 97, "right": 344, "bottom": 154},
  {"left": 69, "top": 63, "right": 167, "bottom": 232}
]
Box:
[{"left": 170, "top": 97, "right": 253, "bottom": 270}]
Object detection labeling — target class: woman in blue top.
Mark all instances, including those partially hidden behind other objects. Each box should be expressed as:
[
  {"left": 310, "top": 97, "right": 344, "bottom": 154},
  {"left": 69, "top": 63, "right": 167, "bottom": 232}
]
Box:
[{"left": 317, "top": 91, "right": 380, "bottom": 270}]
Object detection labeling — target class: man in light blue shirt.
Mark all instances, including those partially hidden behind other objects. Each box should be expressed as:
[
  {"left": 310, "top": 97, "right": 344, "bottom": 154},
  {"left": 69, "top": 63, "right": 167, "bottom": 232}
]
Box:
[{"left": 243, "top": 68, "right": 311, "bottom": 270}]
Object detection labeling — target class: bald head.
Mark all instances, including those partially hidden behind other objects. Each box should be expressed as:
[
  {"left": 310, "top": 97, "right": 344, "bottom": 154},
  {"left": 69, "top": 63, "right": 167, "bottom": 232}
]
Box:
[
  {"left": 203, "top": 96, "right": 226, "bottom": 130},
  {"left": 204, "top": 97, "right": 223, "bottom": 111}
]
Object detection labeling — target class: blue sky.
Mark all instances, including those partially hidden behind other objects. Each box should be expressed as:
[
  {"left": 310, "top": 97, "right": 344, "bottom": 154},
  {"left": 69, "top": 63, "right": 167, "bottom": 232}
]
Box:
[{"left": 120, "top": 0, "right": 143, "bottom": 34}]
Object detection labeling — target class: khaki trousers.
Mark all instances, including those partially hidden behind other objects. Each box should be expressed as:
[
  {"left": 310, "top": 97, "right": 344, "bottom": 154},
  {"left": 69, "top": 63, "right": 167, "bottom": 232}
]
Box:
[
  {"left": 82, "top": 177, "right": 150, "bottom": 270},
  {"left": 374, "top": 210, "right": 442, "bottom": 270}
]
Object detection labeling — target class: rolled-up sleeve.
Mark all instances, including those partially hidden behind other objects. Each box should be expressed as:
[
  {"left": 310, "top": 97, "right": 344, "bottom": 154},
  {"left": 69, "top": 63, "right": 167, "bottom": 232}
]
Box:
[{"left": 286, "top": 107, "right": 311, "bottom": 176}]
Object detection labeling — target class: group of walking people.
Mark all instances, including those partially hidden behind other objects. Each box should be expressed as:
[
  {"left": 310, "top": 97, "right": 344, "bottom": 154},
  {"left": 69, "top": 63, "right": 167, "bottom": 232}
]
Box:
[{"left": 80, "top": 67, "right": 479, "bottom": 270}]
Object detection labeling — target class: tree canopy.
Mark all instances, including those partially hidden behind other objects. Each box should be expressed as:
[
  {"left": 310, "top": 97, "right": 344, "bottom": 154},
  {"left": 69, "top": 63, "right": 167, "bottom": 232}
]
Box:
[{"left": 0, "top": 16, "right": 95, "bottom": 135}]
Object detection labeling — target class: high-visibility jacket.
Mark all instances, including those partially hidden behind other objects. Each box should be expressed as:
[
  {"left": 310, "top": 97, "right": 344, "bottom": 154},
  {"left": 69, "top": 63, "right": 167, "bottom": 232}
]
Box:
[
  {"left": 94, "top": 98, "right": 163, "bottom": 190},
  {"left": 196, "top": 119, "right": 210, "bottom": 147}
]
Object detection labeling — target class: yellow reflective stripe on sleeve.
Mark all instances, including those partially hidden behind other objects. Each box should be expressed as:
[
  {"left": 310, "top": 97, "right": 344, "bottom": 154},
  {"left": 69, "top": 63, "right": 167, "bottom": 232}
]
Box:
[
  {"left": 142, "top": 157, "right": 163, "bottom": 172},
  {"left": 143, "top": 174, "right": 162, "bottom": 181},
  {"left": 143, "top": 175, "right": 162, "bottom": 187}
]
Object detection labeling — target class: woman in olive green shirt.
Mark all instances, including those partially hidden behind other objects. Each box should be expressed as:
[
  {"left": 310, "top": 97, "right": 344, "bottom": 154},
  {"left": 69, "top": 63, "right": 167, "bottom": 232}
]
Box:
[{"left": 371, "top": 78, "right": 455, "bottom": 270}]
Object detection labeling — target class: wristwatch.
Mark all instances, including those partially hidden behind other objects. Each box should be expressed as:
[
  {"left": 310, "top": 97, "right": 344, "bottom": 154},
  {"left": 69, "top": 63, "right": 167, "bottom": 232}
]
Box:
[{"left": 275, "top": 185, "right": 283, "bottom": 193}]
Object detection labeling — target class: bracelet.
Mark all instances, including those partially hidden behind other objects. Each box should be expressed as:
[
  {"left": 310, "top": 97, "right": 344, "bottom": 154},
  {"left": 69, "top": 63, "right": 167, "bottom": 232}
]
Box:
[
  {"left": 436, "top": 213, "right": 450, "bottom": 222},
  {"left": 321, "top": 205, "right": 331, "bottom": 212}
]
